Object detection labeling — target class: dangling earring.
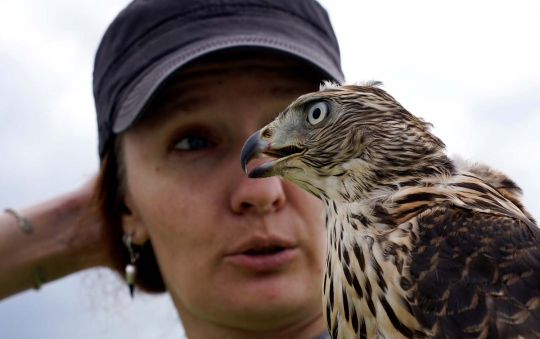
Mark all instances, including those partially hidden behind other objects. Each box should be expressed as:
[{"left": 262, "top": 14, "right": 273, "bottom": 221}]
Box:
[{"left": 122, "top": 234, "right": 140, "bottom": 298}]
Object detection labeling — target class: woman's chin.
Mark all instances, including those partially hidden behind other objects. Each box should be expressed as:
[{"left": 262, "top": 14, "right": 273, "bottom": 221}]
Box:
[{"left": 219, "top": 267, "right": 321, "bottom": 316}]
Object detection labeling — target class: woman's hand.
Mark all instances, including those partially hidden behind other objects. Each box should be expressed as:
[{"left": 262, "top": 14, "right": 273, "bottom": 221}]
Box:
[
  {"left": 0, "top": 175, "right": 115, "bottom": 300},
  {"left": 64, "top": 176, "right": 117, "bottom": 269}
]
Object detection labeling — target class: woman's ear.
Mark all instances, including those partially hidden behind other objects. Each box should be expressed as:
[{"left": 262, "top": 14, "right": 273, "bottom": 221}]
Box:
[{"left": 121, "top": 193, "right": 149, "bottom": 246}]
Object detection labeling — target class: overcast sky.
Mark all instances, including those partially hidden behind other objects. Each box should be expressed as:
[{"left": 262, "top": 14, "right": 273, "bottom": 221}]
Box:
[{"left": 1, "top": 1, "right": 539, "bottom": 338}]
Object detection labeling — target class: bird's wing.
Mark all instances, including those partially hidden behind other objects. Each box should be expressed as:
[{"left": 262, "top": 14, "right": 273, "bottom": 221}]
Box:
[{"left": 408, "top": 206, "right": 540, "bottom": 338}]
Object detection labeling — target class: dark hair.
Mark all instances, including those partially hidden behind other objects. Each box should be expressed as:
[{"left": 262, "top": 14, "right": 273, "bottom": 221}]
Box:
[{"left": 91, "top": 136, "right": 165, "bottom": 293}]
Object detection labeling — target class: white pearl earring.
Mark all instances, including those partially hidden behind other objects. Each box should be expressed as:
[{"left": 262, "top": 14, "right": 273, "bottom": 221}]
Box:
[{"left": 122, "top": 234, "right": 140, "bottom": 298}]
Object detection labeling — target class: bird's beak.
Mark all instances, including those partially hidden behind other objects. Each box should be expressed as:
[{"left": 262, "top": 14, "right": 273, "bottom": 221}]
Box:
[
  {"left": 240, "top": 130, "right": 276, "bottom": 178},
  {"left": 241, "top": 129, "right": 305, "bottom": 178}
]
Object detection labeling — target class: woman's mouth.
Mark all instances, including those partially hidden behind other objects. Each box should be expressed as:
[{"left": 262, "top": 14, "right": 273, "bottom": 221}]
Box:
[
  {"left": 226, "top": 245, "right": 298, "bottom": 272},
  {"left": 244, "top": 246, "right": 285, "bottom": 255}
]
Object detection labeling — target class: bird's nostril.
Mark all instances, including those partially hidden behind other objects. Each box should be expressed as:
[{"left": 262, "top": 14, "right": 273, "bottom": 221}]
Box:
[{"left": 262, "top": 128, "right": 272, "bottom": 138}]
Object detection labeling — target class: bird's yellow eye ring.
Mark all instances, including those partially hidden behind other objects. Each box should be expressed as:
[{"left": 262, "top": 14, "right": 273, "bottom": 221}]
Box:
[{"left": 307, "top": 101, "right": 329, "bottom": 125}]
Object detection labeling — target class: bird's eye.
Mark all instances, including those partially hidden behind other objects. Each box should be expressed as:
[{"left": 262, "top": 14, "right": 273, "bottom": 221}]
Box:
[{"left": 307, "top": 102, "right": 329, "bottom": 125}]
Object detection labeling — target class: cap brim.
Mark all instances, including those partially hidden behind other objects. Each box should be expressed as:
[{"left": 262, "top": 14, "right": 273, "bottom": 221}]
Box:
[{"left": 113, "top": 36, "right": 344, "bottom": 133}]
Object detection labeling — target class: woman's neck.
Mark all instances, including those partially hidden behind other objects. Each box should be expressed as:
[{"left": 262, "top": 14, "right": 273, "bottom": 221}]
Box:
[{"left": 173, "top": 296, "right": 328, "bottom": 339}]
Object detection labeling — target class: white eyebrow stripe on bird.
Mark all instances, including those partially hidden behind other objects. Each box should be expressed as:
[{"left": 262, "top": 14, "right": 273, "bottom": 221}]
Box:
[{"left": 360, "top": 98, "right": 393, "bottom": 112}]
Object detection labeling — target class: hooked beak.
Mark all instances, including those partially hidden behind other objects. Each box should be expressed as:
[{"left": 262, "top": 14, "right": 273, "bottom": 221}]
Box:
[
  {"left": 240, "top": 130, "right": 274, "bottom": 178},
  {"left": 240, "top": 129, "right": 304, "bottom": 178}
]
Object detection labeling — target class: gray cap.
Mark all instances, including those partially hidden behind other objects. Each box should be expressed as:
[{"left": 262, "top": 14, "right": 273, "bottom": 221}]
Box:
[{"left": 93, "top": 0, "right": 345, "bottom": 158}]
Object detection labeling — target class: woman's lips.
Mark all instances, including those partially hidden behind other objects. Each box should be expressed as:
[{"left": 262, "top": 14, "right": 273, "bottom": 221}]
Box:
[{"left": 225, "top": 247, "right": 298, "bottom": 272}]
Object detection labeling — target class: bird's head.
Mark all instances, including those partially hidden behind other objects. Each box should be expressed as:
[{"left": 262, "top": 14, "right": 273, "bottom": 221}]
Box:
[{"left": 241, "top": 82, "right": 452, "bottom": 201}]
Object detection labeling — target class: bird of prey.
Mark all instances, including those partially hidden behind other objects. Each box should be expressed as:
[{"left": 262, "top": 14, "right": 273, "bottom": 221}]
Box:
[{"left": 240, "top": 82, "right": 540, "bottom": 339}]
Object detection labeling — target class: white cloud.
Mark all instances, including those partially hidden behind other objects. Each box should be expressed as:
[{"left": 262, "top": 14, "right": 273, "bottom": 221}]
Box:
[{"left": 1, "top": 0, "right": 539, "bottom": 337}]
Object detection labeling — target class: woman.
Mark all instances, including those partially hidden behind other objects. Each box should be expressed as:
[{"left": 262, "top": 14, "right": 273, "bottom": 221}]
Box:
[{"left": 0, "top": 0, "right": 345, "bottom": 337}]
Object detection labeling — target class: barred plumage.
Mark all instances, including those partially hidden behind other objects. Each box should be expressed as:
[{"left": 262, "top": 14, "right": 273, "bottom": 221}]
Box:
[{"left": 241, "top": 83, "right": 540, "bottom": 338}]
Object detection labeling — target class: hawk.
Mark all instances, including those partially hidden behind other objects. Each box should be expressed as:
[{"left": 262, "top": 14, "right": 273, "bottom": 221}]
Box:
[{"left": 240, "top": 82, "right": 540, "bottom": 339}]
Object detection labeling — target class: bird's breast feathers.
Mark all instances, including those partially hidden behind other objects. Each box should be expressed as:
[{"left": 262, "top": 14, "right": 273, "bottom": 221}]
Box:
[{"left": 322, "top": 168, "right": 538, "bottom": 338}]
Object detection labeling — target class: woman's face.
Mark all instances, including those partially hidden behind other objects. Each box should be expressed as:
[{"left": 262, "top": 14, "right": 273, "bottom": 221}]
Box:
[{"left": 121, "top": 57, "right": 327, "bottom": 334}]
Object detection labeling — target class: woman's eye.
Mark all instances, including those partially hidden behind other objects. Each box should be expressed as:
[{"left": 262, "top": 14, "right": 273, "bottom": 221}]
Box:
[
  {"left": 307, "top": 101, "right": 329, "bottom": 125},
  {"left": 174, "top": 135, "right": 209, "bottom": 151}
]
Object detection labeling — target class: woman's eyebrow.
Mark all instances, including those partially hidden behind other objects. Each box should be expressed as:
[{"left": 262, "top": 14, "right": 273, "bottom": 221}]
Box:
[
  {"left": 156, "top": 94, "right": 212, "bottom": 113},
  {"left": 134, "top": 90, "right": 213, "bottom": 130}
]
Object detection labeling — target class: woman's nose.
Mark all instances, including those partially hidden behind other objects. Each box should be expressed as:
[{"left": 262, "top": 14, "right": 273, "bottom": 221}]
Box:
[{"left": 230, "top": 159, "right": 286, "bottom": 215}]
